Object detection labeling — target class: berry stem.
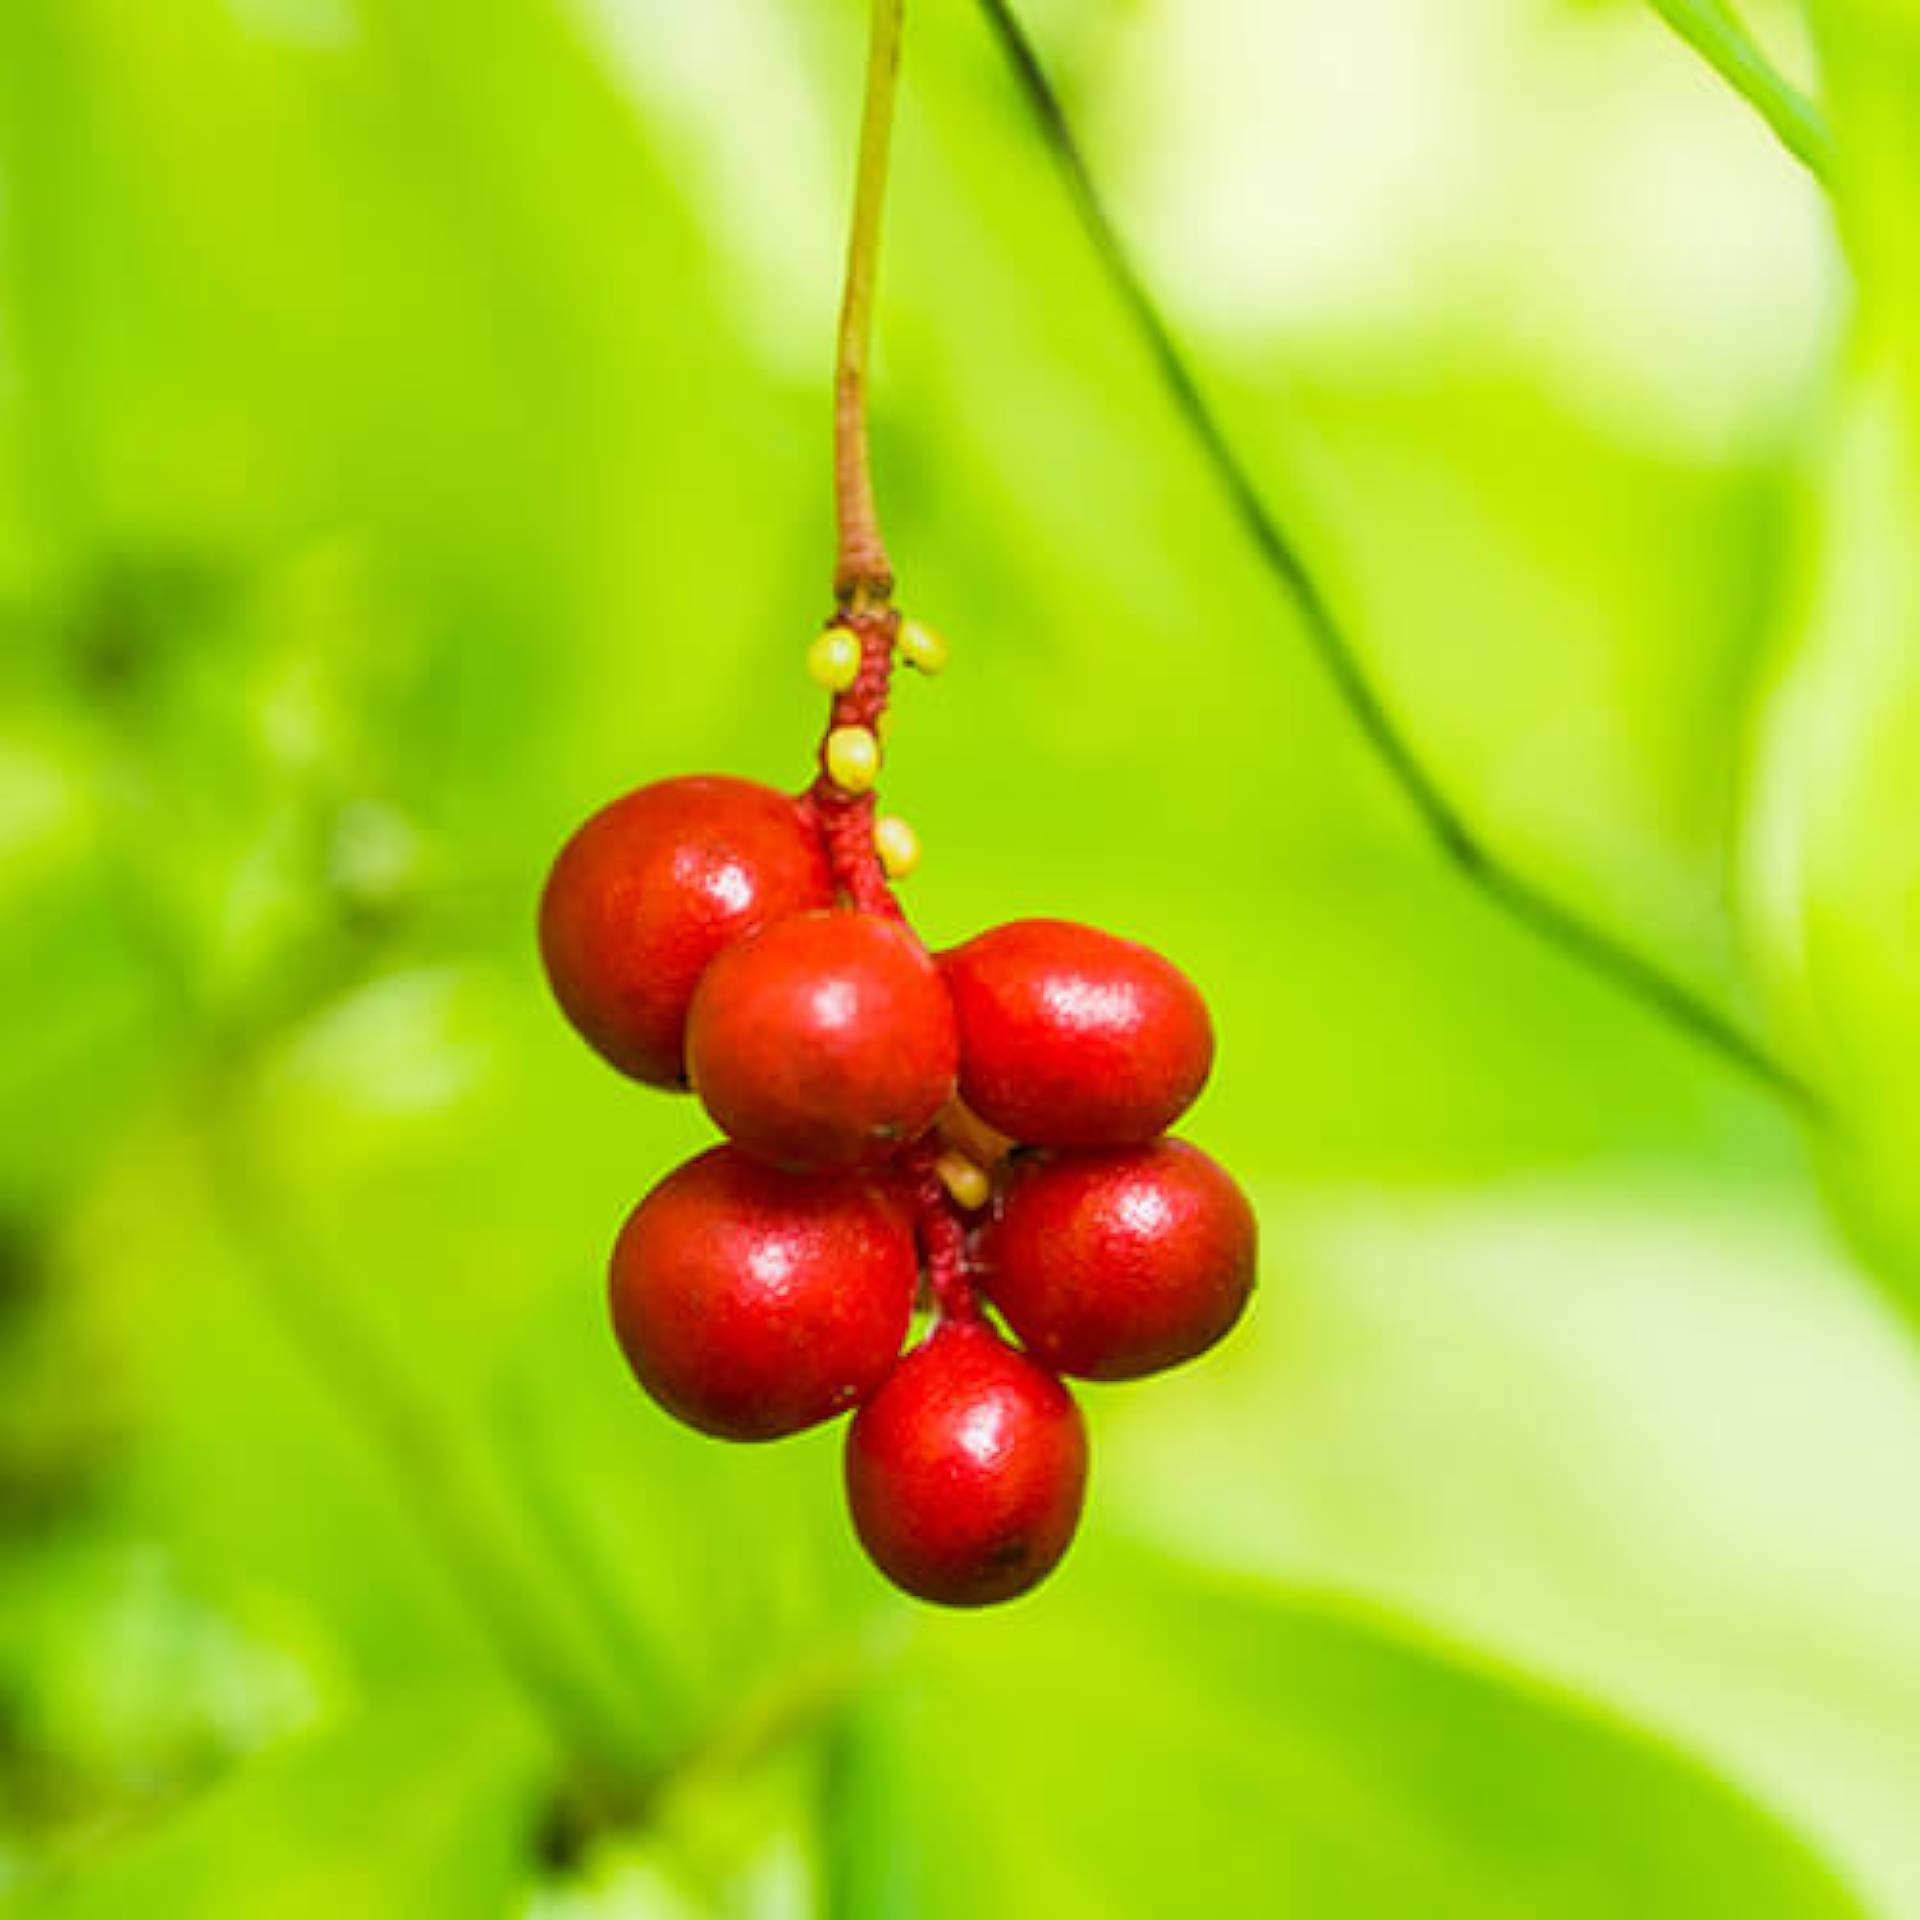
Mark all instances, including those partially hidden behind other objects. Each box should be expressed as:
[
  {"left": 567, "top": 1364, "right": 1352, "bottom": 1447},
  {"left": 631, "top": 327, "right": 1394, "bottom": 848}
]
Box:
[
  {"left": 833, "top": 0, "right": 905, "bottom": 610},
  {"left": 807, "top": 610, "right": 903, "bottom": 912},
  {"left": 820, "top": 0, "right": 982, "bottom": 1331},
  {"left": 910, "top": 1141, "right": 981, "bottom": 1324}
]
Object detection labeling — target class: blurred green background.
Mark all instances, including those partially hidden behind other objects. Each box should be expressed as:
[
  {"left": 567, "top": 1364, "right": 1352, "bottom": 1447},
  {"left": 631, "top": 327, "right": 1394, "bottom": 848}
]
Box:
[{"left": 3, "top": 0, "right": 1920, "bottom": 1912}]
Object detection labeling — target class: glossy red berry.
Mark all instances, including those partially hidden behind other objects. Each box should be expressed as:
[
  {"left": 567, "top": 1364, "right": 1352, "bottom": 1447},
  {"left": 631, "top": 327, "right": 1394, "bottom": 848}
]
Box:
[
  {"left": 687, "top": 910, "right": 958, "bottom": 1169},
  {"left": 844, "top": 1318, "right": 1087, "bottom": 1607},
  {"left": 539, "top": 775, "right": 833, "bottom": 1088},
  {"left": 978, "top": 1140, "right": 1256, "bottom": 1381},
  {"left": 940, "top": 919, "right": 1213, "bottom": 1147},
  {"left": 609, "top": 1145, "right": 916, "bottom": 1441}
]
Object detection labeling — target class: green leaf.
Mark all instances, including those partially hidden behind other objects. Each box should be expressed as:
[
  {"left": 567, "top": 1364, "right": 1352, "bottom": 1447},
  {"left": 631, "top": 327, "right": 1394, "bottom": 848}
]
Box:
[
  {"left": 1096, "top": 1181, "right": 1920, "bottom": 1912},
  {"left": 1742, "top": 1, "right": 1920, "bottom": 1302},
  {"left": 18, "top": 1698, "right": 542, "bottom": 1920},
  {"left": 829, "top": 1549, "right": 1859, "bottom": 1920},
  {"left": 1643, "top": 0, "right": 1833, "bottom": 178}
]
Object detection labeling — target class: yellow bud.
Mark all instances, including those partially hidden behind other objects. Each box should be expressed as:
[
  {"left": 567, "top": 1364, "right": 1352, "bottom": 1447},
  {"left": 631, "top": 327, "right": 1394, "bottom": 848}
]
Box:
[
  {"left": 874, "top": 814, "right": 921, "bottom": 879},
  {"left": 897, "top": 618, "right": 949, "bottom": 676},
  {"left": 825, "top": 725, "right": 880, "bottom": 793},
  {"left": 936, "top": 1151, "right": 992, "bottom": 1212},
  {"left": 807, "top": 627, "right": 862, "bottom": 692}
]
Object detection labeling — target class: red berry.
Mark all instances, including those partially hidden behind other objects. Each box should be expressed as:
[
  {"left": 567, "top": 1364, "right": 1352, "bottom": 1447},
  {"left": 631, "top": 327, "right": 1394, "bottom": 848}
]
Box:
[
  {"left": 844, "top": 1319, "right": 1087, "bottom": 1607},
  {"left": 978, "top": 1140, "right": 1256, "bottom": 1381},
  {"left": 687, "top": 910, "right": 958, "bottom": 1169},
  {"left": 940, "top": 919, "right": 1213, "bottom": 1147},
  {"left": 609, "top": 1145, "right": 916, "bottom": 1441},
  {"left": 539, "top": 775, "right": 832, "bottom": 1088}
]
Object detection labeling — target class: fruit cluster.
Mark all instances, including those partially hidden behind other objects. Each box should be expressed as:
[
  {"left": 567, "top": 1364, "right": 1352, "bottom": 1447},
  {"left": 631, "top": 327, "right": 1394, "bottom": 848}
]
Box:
[{"left": 538, "top": 611, "right": 1256, "bottom": 1607}]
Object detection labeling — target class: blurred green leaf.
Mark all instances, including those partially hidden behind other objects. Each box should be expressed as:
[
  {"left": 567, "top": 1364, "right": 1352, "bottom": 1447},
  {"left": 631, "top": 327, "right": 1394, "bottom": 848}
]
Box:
[
  {"left": 18, "top": 1698, "right": 541, "bottom": 1920},
  {"left": 1096, "top": 1180, "right": 1920, "bottom": 1912},
  {"left": 1742, "top": 0, "right": 1920, "bottom": 1307},
  {"left": 829, "top": 1548, "right": 1861, "bottom": 1918},
  {"left": 1642, "top": 0, "right": 1833, "bottom": 178}
]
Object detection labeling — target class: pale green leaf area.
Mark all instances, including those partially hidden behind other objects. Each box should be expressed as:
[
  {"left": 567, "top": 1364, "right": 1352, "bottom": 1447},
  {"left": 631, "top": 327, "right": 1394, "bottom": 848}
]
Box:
[
  {"left": 1100, "top": 1180, "right": 1920, "bottom": 1913},
  {"left": 0, "top": 0, "right": 1915, "bottom": 1912}
]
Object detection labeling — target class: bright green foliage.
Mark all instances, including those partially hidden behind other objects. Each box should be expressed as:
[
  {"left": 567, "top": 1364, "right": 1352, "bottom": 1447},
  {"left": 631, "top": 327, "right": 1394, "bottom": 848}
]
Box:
[
  {"left": 1744, "top": 0, "right": 1920, "bottom": 1306},
  {"left": 0, "top": 0, "right": 1915, "bottom": 1914},
  {"left": 832, "top": 1552, "right": 1860, "bottom": 1918},
  {"left": 1644, "top": 0, "right": 1833, "bottom": 176}
]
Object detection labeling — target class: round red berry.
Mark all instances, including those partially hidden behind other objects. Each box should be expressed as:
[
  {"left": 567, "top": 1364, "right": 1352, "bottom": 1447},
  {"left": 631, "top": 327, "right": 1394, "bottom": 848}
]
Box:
[
  {"left": 978, "top": 1139, "right": 1256, "bottom": 1381},
  {"left": 844, "top": 1318, "right": 1087, "bottom": 1607},
  {"left": 539, "top": 775, "right": 833, "bottom": 1088},
  {"left": 940, "top": 919, "right": 1213, "bottom": 1147},
  {"left": 609, "top": 1145, "right": 916, "bottom": 1441},
  {"left": 687, "top": 910, "right": 958, "bottom": 1169}
]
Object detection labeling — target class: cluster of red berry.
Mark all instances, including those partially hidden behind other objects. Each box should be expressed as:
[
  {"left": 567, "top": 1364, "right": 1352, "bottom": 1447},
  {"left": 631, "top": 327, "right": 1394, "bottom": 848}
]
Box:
[{"left": 538, "top": 611, "right": 1255, "bottom": 1606}]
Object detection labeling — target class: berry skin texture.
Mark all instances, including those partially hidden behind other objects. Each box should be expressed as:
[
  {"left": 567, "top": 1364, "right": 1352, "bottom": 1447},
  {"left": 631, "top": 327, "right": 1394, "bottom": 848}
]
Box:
[
  {"left": 845, "top": 1319, "right": 1087, "bottom": 1607},
  {"left": 978, "top": 1140, "right": 1256, "bottom": 1382},
  {"left": 940, "top": 919, "right": 1214, "bottom": 1148},
  {"left": 609, "top": 1145, "right": 916, "bottom": 1441},
  {"left": 539, "top": 776, "right": 833, "bottom": 1088},
  {"left": 687, "top": 910, "right": 959, "bottom": 1169}
]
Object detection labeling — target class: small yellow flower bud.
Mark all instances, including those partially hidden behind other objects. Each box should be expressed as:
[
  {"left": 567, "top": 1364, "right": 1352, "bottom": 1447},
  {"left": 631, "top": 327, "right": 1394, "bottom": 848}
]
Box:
[
  {"left": 897, "top": 618, "right": 949, "bottom": 676},
  {"left": 874, "top": 815, "right": 921, "bottom": 879},
  {"left": 936, "top": 1151, "right": 992, "bottom": 1212},
  {"left": 825, "top": 724, "right": 880, "bottom": 793},
  {"left": 807, "top": 627, "right": 862, "bottom": 692}
]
